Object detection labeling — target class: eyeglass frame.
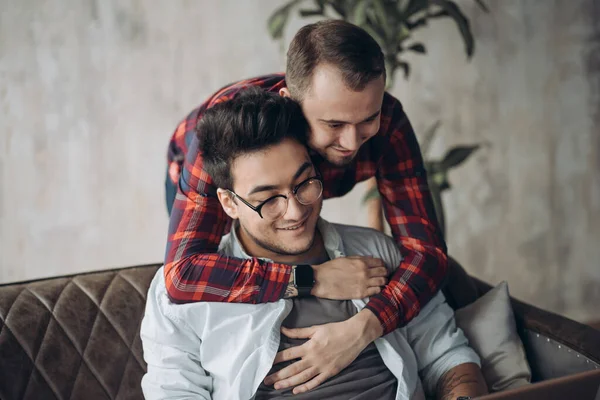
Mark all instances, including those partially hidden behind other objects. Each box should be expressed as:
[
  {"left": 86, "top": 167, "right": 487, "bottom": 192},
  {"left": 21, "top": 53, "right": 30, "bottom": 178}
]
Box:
[{"left": 227, "top": 175, "right": 323, "bottom": 220}]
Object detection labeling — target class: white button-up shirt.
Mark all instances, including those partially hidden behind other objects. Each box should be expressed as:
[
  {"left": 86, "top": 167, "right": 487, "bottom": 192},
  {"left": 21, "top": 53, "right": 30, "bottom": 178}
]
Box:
[{"left": 141, "top": 219, "right": 480, "bottom": 399}]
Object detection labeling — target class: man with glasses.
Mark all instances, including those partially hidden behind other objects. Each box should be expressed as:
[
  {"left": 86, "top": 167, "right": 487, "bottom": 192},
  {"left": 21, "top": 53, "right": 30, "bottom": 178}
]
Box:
[
  {"left": 143, "top": 89, "right": 487, "bottom": 399},
  {"left": 164, "top": 20, "right": 450, "bottom": 391}
]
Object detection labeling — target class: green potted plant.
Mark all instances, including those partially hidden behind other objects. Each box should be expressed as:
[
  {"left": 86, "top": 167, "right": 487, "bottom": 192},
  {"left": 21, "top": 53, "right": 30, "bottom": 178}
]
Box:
[{"left": 267, "top": 0, "right": 488, "bottom": 235}]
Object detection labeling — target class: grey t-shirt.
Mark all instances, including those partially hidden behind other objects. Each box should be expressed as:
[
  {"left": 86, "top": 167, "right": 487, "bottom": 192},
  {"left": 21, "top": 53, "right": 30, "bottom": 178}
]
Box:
[{"left": 255, "top": 256, "right": 397, "bottom": 399}]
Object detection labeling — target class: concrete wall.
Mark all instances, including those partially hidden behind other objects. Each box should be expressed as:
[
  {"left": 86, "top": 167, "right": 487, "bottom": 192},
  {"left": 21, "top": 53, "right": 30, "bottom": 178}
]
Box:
[
  {"left": 394, "top": 0, "right": 600, "bottom": 323},
  {"left": 0, "top": 0, "right": 285, "bottom": 281},
  {"left": 1, "top": 0, "right": 598, "bottom": 323}
]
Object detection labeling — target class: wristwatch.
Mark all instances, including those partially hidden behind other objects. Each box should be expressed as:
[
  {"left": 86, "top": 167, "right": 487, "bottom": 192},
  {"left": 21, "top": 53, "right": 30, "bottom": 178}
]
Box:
[
  {"left": 456, "top": 397, "right": 472, "bottom": 400},
  {"left": 293, "top": 264, "right": 315, "bottom": 297}
]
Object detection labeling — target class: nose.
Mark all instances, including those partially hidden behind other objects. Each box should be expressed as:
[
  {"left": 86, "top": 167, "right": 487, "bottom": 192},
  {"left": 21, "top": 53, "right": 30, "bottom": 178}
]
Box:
[
  {"left": 338, "top": 125, "right": 359, "bottom": 151},
  {"left": 282, "top": 193, "right": 305, "bottom": 221}
]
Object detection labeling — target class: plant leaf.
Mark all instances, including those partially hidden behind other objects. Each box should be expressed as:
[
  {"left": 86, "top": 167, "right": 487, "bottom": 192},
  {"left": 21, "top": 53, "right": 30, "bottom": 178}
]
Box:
[
  {"left": 396, "top": 0, "right": 412, "bottom": 14},
  {"left": 408, "top": 42, "right": 426, "bottom": 53},
  {"left": 428, "top": 168, "right": 450, "bottom": 191},
  {"left": 474, "top": 0, "right": 490, "bottom": 13},
  {"left": 397, "top": 60, "right": 410, "bottom": 79},
  {"left": 419, "top": 120, "right": 442, "bottom": 156},
  {"left": 426, "top": 173, "right": 447, "bottom": 236},
  {"left": 372, "top": 0, "right": 392, "bottom": 41},
  {"left": 314, "top": 0, "right": 326, "bottom": 11},
  {"left": 441, "top": 144, "right": 480, "bottom": 169},
  {"left": 329, "top": 0, "right": 349, "bottom": 17},
  {"left": 430, "top": 0, "right": 475, "bottom": 57},
  {"left": 439, "top": 179, "right": 451, "bottom": 191},
  {"left": 299, "top": 8, "right": 325, "bottom": 17},
  {"left": 403, "top": 0, "right": 430, "bottom": 19},
  {"left": 396, "top": 23, "right": 411, "bottom": 43},
  {"left": 363, "top": 22, "right": 386, "bottom": 47},
  {"left": 384, "top": 54, "right": 398, "bottom": 88},
  {"left": 351, "top": 0, "right": 371, "bottom": 26},
  {"left": 267, "top": 0, "right": 304, "bottom": 40},
  {"left": 424, "top": 160, "right": 437, "bottom": 174}
]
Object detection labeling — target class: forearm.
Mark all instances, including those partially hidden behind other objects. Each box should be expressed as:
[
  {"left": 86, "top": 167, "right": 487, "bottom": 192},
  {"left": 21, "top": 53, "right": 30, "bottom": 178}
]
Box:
[
  {"left": 164, "top": 254, "right": 292, "bottom": 303},
  {"left": 369, "top": 205, "right": 448, "bottom": 332},
  {"left": 364, "top": 245, "right": 447, "bottom": 333},
  {"left": 373, "top": 100, "right": 449, "bottom": 332},
  {"left": 350, "top": 309, "right": 384, "bottom": 346},
  {"left": 166, "top": 172, "right": 295, "bottom": 303},
  {"left": 435, "top": 363, "right": 488, "bottom": 400},
  {"left": 164, "top": 79, "right": 305, "bottom": 305}
]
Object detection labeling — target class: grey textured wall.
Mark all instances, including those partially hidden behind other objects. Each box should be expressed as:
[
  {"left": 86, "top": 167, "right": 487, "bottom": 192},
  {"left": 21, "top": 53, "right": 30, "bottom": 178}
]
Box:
[
  {"left": 0, "top": 0, "right": 285, "bottom": 280},
  {"left": 393, "top": 0, "right": 600, "bottom": 323},
  {"left": 1, "top": 0, "right": 598, "bottom": 323}
]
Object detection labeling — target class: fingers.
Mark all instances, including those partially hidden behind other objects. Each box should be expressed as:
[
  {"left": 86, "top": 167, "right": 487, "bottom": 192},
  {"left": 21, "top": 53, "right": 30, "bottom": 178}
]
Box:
[
  {"left": 363, "top": 276, "right": 387, "bottom": 297},
  {"left": 264, "top": 359, "right": 310, "bottom": 386},
  {"left": 359, "top": 256, "right": 385, "bottom": 268},
  {"left": 367, "top": 266, "right": 388, "bottom": 278},
  {"left": 281, "top": 325, "right": 316, "bottom": 339},
  {"left": 293, "top": 372, "right": 329, "bottom": 394},
  {"left": 365, "top": 286, "right": 382, "bottom": 296},
  {"left": 274, "top": 345, "right": 304, "bottom": 364},
  {"left": 271, "top": 365, "right": 319, "bottom": 390},
  {"left": 368, "top": 276, "right": 388, "bottom": 287}
]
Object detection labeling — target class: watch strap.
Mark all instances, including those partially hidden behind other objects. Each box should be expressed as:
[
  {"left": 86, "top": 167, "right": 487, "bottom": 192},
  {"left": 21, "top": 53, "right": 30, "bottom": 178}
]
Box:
[{"left": 294, "top": 264, "right": 314, "bottom": 297}]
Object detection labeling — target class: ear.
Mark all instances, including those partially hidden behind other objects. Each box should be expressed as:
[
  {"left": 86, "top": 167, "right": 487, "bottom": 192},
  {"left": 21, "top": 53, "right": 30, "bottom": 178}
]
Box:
[
  {"left": 217, "top": 189, "right": 239, "bottom": 220},
  {"left": 279, "top": 87, "right": 291, "bottom": 98}
]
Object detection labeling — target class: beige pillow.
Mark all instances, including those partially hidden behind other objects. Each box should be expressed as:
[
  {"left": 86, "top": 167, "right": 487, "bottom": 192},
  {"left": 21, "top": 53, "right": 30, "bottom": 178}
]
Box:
[{"left": 455, "top": 281, "right": 532, "bottom": 392}]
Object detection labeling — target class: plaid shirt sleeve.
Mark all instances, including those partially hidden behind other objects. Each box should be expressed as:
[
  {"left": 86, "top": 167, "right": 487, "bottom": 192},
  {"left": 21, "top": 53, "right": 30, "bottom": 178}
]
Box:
[
  {"left": 165, "top": 75, "right": 447, "bottom": 336},
  {"left": 164, "top": 76, "right": 293, "bottom": 304},
  {"left": 363, "top": 95, "right": 449, "bottom": 335}
]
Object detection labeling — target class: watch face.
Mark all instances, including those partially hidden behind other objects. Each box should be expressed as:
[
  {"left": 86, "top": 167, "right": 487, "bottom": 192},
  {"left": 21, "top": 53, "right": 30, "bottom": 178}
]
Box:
[{"left": 295, "top": 265, "right": 314, "bottom": 287}]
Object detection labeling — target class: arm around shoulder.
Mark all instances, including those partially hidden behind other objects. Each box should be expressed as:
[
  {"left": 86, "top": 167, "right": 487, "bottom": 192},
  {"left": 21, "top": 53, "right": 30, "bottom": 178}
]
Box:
[
  {"left": 164, "top": 136, "right": 292, "bottom": 305},
  {"left": 366, "top": 95, "right": 448, "bottom": 333}
]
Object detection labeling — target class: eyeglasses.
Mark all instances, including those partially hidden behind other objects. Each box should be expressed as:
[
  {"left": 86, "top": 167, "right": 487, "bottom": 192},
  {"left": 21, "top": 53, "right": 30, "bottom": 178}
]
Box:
[{"left": 228, "top": 176, "right": 323, "bottom": 221}]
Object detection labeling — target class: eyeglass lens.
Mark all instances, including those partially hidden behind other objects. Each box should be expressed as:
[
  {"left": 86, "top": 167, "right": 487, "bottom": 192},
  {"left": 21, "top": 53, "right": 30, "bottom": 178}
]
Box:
[{"left": 261, "top": 178, "right": 322, "bottom": 220}]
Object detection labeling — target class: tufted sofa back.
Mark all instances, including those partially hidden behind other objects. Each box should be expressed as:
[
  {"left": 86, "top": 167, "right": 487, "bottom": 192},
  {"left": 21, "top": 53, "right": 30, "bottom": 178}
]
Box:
[{"left": 0, "top": 264, "right": 160, "bottom": 400}]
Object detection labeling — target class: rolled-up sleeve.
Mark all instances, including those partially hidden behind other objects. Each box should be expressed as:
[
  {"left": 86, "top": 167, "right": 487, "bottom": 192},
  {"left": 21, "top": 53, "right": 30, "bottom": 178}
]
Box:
[
  {"left": 141, "top": 270, "right": 213, "bottom": 399},
  {"left": 405, "top": 292, "right": 481, "bottom": 396}
]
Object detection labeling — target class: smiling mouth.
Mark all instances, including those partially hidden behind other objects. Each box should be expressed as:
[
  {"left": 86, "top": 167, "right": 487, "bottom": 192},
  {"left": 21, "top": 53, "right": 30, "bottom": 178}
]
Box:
[
  {"left": 278, "top": 218, "right": 308, "bottom": 231},
  {"left": 332, "top": 148, "right": 355, "bottom": 156}
]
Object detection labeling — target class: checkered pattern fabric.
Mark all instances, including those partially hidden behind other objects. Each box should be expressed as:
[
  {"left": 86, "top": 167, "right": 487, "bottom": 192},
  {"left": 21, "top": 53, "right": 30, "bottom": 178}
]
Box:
[{"left": 164, "top": 74, "right": 448, "bottom": 334}]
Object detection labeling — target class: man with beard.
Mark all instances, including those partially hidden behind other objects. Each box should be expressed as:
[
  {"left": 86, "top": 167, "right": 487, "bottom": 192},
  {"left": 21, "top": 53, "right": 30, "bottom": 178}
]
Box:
[
  {"left": 164, "top": 20, "right": 449, "bottom": 392},
  {"left": 144, "top": 89, "right": 488, "bottom": 400}
]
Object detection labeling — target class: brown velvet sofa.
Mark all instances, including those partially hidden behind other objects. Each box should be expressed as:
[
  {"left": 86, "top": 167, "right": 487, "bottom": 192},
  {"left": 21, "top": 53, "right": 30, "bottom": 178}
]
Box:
[{"left": 1, "top": 258, "right": 599, "bottom": 400}]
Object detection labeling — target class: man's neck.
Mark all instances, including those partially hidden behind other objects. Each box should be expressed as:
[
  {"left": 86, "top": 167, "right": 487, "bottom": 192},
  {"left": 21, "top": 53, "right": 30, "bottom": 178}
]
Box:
[{"left": 236, "top": 225, "right": 327, "bottom": 265}]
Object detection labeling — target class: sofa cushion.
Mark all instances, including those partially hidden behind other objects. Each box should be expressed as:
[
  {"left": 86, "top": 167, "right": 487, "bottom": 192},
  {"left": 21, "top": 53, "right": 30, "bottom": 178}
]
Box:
[
  {"left": 455, "top": 281, "right": 532, "bottom": 392},
  {"left": 0, "top": 265, "right": 160, "bottom": 400}
]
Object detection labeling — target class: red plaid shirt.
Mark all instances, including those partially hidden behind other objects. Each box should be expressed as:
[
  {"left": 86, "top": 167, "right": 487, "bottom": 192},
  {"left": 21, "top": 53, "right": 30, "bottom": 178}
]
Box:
[{"left": 165, "top": 74, "right": 448, "bottom": 334}]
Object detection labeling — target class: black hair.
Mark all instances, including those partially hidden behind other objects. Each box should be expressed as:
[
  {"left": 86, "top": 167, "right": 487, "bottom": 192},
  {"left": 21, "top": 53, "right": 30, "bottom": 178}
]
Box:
[{"left": 197, "top": 87, "right": 309, "bottom": 189}]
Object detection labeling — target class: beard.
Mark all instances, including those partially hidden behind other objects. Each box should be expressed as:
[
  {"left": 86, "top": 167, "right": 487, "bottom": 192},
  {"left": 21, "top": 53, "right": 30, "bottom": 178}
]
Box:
[
  {"left": 327, "top": 154, "right": 355, "bottom": 167},
  {"left": 317, "top": 148, "right": 356, "bottom": 167}
]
